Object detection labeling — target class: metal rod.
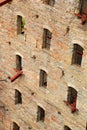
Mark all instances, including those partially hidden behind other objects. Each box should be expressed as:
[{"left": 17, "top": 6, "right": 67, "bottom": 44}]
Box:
[{"left": 0, "top": 79, "right": 7, "bottom": 82}]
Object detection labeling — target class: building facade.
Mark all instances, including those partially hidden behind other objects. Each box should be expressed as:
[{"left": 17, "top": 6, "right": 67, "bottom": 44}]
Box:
[{"left": 0, "top": 0, "right": 87, "bottom": 130}]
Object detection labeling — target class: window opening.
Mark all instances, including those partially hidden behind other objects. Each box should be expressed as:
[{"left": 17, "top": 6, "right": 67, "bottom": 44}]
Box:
[
  {"left": 44, "top": 0, "right": 55, "bottom": 6},
  {"left": 37, "top": 106, "right": 45, "bottom": 122},
  {"left": 86, "top": 123, "right": 87, "bottom": 130},
  {"left": 67, "top": 87, "right": 77, "bottom": 104},
  {"left": 10, "top": 55, "right": 23, "bottom": 82},
  {"left": 64, "top": 125, "right": 71, "bottom": 130},
  {"left": 13, "top": 122, "right": 20, "bottom": 130},
  {"left": 15, "top": 89, "right": 22, "bottom": 104},
  {"left": 75, "top": 0, "right": 87, "bottom": 24},
  {"left": 39, "top": 70, "right": 47, "bottom": 88},
  {"left": 72, "top": 44, "right": 83, "bottom": 65},
  {"left": 16, "top": 55, "right": 22, "bottom": 71},
  {"left": 64, "top": 87, "right": 78, "bottom": 113},
  {"left": 79, "top": 0, "right": 87, "bottom": 14},
  {"left": 42, "top": 28, "right": 52, "bottom": 50},
  {"left": 17, "top": 15, "right": 25, "bottom": 34}
]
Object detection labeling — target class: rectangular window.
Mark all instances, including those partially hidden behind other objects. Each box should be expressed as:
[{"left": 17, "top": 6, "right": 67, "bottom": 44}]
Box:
[
  {"left": 44, "top": 0, "right": 55, "bottom": 6},
  {"left": 72, "top": 44, "right": 83, "bottom": 65},
  {"left": 17, "top": 15, "right": 25, "bottom": 34},
  {"left": 16, "top": 55, "right": 22, "bottom": 70},
  {"left": 13, "top": 122, "right": 20, "bottom": 130},
  {"left": 64, "top": 126, "right": 71, "bottom": 130},
  {"left": 67, "top": 87, "right": 77, "bottom": 104},
  {"left": 39, "top": 70, "right": 47, "bottom": 88},
  {"left": 79, "top": 0, "right": 87, "bottom": 14},
  {"left": 37, "top": 106, "right": 45, "bottom": 122},
  {"left": 42, "top": 29, "right": 52, "bottom": 50},
  {"left": 15, "top": 89, "right": 22, "bottom": 104},
  {"left": 64, "top": 87, "right": 78, "bottom": 113},
  {"left": 17, "top": 15, "right": 22, "bottom": 34}
]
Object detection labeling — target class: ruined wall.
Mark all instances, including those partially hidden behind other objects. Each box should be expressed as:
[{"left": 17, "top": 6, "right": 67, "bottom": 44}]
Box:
[{"left": 0, "top": 0, "right": 87, "bottom": 130}]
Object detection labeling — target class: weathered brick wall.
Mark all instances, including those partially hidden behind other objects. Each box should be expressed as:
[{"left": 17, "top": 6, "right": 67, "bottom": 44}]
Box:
[{"left": 0, "top": 0, "right": 87, "bottom": 130}]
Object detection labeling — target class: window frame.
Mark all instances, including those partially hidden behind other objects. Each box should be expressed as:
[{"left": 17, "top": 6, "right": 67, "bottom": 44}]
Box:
[
  {"left": 79, "top": 0, "right": 87, "bottom": 14},
  {"left": 17, "top": 15, "right": 25, "bottom": 34},
  {"left": 13, "top": 122, "right": 20, "bottom": 130},
  {"left": 86, "top": 122, "right": 87, "bottom": 130},
  {"left": 15, "top": 89, "right": 22, "bottom": 104},
  {"left": 37, "top": 106, "right": 45, "bottom": 122},
  {"left": 64, "top": 125, "right": 71, "bottom": 130},
  {"left": 16, "top": 55, "right": 22, "bottom": 71},
  {"left": 42, "top": 28, "right": 52, "bottom": 50},
  {"left": 67, "top": 87, "right": 77, "bottom": 105},
  {"left": 44, "top": 0, "right": 55, "bottom": 6},
  {"left": 39, "top": 69, "right": 47, "bottom": 88},
  {"left": 72, "top": 44, "right": 83, "bottom": 66}
]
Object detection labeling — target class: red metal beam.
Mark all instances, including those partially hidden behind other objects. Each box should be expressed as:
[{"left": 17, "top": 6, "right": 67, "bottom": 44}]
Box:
[
  {"left": 11, "top": 70, "right": 23, "bottom": 82},
  {"left": 64, "top": 100, "right": 78, "bottom": 113},
  {"left": 75, "top": 7, "right": 87, "bottom": 25},
  {"left": 70, "top": 102, "right": 78, "bottom": 113},
  {"left": 0, "top": 0, "right": 12, "bottom": 6}
]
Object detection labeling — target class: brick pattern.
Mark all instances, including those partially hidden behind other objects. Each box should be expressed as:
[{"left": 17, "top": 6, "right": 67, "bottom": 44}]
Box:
[{"left": 0, "top": 0, "right": 87, "bottom": 130}]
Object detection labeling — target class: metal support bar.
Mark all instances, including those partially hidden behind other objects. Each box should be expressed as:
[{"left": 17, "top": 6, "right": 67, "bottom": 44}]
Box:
[
  {"left": 11, "top": 70, "right": 23, "bottom": 82},
  {"left": 0, "top": 0, "right": 12, "bottom": 6},
  {"left": 64, "top": 100, "right": 78, "bottom": 113}
]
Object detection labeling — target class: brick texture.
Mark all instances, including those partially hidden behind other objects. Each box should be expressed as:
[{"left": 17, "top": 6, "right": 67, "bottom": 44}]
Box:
[{"left": 0, "top": 0, "right": 87, "bottom": 130}]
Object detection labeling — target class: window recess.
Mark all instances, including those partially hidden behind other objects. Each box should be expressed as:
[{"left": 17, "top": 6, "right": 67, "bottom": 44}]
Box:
[
  {"left": 64, "top": 87, "right": 78, "bottom": 113},
  {"left": 43, "top": 0, "right": 55, "bottom": 6},
  {"left": 17, "top": 15, "right": 25, "bottom": 34},
  {"left": 13, "top": 122, "right": 20, "bottom": 130},
  {"left": 37, "top": 106, "right": 45, "bottom": 122},
  {"left": 86, "top": 123, "right": 87, "bottom": 130},
  {"left": 42, "top": 28, "right": 52, "bottom": 50},
  {"left": 39, "top": 70, "right": 47, "bottom": 88},
  {"left": 15, "top": 89, "right": 22, "bottom": 104},
  {"left": 75, "top": 0, "right": 87, "bottom": 24},
  {"left": 64, "top": 125, "right": 71, "bottom": 130},
  {"left": 71, "top": 44, "right": 83, "bottom": 66},
  {"left": 16, "top": 55, "right": 22, "bottom": 71},
  {"left": 10, "top": 55, "right": 23, "bottom": 82}
]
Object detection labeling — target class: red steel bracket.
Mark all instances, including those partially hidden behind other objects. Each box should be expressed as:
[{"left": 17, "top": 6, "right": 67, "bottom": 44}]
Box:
[
  {"left": 11, "top": 70, "right": 23, "bottom": 82},
  {"left": 75, "top": 7, "right": 87, "bottom": 25},
  {"left": 75, "top": 13, "right": 87, "bottom": 25},
  {"left": 0, "top": 0, "right": 12, "bottom": 6},
  {"left": 64, "top": 100, "right": 78, "bottom": 113}
]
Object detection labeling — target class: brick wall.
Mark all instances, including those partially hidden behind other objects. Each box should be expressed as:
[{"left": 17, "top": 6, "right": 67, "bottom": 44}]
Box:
[{"left": 0, "top": 0, "right": 87, "bottom": 130}]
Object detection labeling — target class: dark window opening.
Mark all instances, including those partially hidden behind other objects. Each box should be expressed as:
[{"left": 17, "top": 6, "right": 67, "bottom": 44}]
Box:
[
  {"left": 42, "top": 28, "right": 52, "bottom": 50},
  {"left": 67, "top": 87, "right": 77, "bottom": 105},
  {"left": 75, "top": 0, "right": 87, "bottom": 24},
  {"left": 13, "top": 122, "right": 20, "bottom": 130},
  {"left": 64, "top": 125, "right": 71, "bottom": 130},
  {"left": 86, "top": 123, "right": 87, "bottom": 130},
  {"left": 17, "top": 15, "right": 25, "bottom": 34},
  {"left": 44, "top": 0, "right": 55, "bottom": 6},
  {"left": 15, "top": 89, "right": 22, "bottom": 104},
  {"left": 79, "top": 0, "right": 87, "bottom": 14},
  {"left": 64, "top": 87, "right": 78, "bottom": 113},
  {"left": 39, "top": 70, "right": 47, "bottom": 88},
  {"left": 72, "top": 44, "right": 83, "bottom": 65},
  {"left": 37, "top": 106, "right": 45, "bottom": 122},
  {"left": 16, "top": 55, "right": 22, "bottom": 70}
]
